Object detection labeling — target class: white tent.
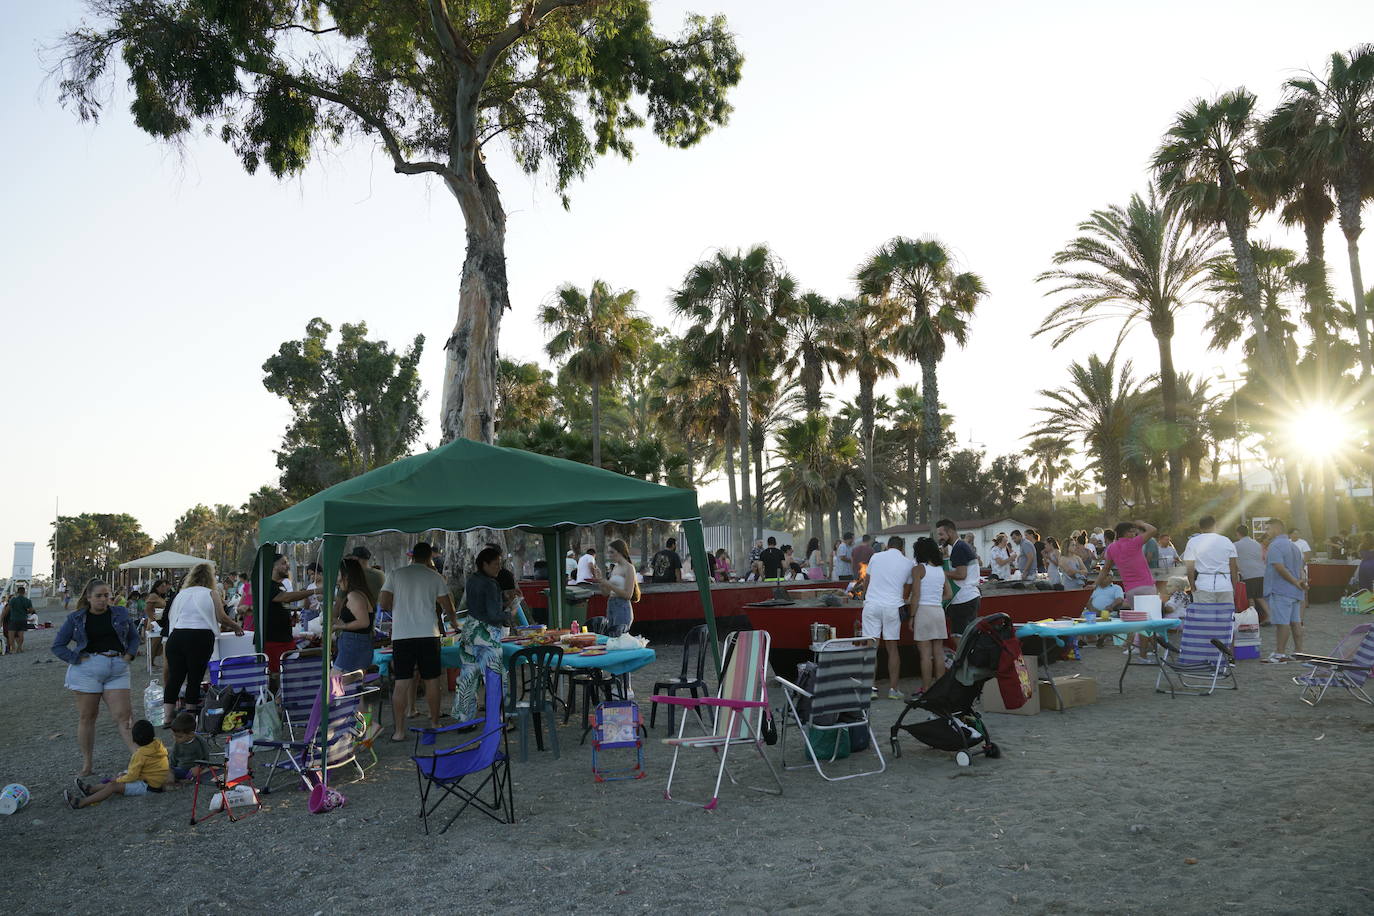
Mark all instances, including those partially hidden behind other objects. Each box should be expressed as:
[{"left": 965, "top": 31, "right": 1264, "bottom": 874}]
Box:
[{"left": 118, "top": 550, "right": 212, "bottom": 570}]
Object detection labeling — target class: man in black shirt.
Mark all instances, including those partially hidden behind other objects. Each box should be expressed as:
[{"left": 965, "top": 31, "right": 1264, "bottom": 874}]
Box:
[
  {"left": 759, "top": 536, "right": 786, "bottom": 581},
  {"left": 649, "top": 538, "right": 684, "bottom": 583},
  {"left": 2, "top": 586, "right": 34, "bottom": 653}
]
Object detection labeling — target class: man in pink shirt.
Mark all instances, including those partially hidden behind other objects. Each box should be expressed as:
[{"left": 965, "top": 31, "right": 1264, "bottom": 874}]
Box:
[{"left": 1094, "top": 519, "right": 1158, "bottom": 607}]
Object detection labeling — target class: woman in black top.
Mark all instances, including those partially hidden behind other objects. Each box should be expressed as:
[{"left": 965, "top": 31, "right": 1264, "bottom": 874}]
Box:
[
  {"left": 52, "top": 580, "right": 140, "bottom": 777},
  {"left": 332, "top": 557, "right": 376, "bottom": 673},
  {"left": 454, "top": 547, "right": 510, "bottom": 721}
]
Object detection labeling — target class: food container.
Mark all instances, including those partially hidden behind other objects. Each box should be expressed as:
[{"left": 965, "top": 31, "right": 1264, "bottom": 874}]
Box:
[{"left": 810, "top": 623, "right": 829, "bottom": 644}]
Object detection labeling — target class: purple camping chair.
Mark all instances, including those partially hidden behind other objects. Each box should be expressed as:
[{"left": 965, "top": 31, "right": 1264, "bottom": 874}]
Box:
[
  {"left": 1292, "top": 624, "right": 1374, "bottom": 706},
  {"left": 1154, "top": 602, "right": 1239, "bottom": 697},
  {"left": 410, "top": 669, "right": 513, "bottom": 833}
]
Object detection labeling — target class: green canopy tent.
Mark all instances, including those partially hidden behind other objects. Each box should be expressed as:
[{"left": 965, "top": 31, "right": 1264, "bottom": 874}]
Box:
[{"left": 252, "top": 437, "right": 722, "bottom": 773}]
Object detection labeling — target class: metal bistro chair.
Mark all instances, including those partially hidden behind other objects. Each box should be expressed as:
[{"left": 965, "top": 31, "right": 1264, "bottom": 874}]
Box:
[
  {"left": 507, "top": 645, "right": 564, "bottom": 762},
  {"left": 650, "top": 624, "right": 712, "bottom": 731}
]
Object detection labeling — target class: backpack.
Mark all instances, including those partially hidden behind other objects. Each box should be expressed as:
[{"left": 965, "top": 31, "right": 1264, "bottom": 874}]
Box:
[{"left": 199, "top": 686, "right": 253, "bottom": 734}]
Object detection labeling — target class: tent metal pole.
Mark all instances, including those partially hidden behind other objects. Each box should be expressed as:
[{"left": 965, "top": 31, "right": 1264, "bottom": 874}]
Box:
[
  {"left": 319, "top": 534, "right": 345, "bottom": 779},
  {"left": 683, "top": 519, "right": 722, "bottom": 677}
]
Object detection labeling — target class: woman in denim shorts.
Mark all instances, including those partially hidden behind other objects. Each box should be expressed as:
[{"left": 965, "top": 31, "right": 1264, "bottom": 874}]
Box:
[{"left": 52, "top": 580, "right": 140, "bottom": 777}]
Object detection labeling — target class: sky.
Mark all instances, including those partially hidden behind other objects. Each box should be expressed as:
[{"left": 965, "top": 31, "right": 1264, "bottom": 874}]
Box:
[{"left": 2, "top": 0, "right": 1369, "bottom": 578}]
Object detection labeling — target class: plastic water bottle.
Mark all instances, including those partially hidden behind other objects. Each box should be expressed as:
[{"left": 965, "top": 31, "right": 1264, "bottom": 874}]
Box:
[
  {"left": 144, "top": 679, "right": 165, "bottom": 727},
  {"left": 571, "top": 619, "right": 581, "bottom": 634}
]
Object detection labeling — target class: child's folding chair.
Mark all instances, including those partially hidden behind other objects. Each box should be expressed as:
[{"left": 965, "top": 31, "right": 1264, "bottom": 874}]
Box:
[
  {"left": 592, "top": 701, "right": 645, "bottom": 782},
  {"left": 1292, "top": 624, "right": 1374, "bottom": 706},
  {"left": 190, "top": 730, "right": 260, "bottom": 824}
]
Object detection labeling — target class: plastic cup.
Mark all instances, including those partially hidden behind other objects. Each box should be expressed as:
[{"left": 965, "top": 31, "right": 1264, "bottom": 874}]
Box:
[{"left": 0, "top": 784, "right": 31, "bottom": 815}]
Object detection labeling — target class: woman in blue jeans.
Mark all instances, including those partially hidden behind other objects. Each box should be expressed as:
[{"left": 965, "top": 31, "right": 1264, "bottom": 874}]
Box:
[
  {"left": 332, "top": 558, "right": 377, "bottom": 673},
  {"left": 53, "top": 580, "right": 140, "bottom": 777},
  {"left": 599, "top": 539, "right": 639, "bottom": 637}
]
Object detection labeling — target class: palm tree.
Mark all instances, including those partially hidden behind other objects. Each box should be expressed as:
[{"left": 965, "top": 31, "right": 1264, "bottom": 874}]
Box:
[
  {"left": 673, "top": 246, "right": 796, "bottom": 549},
  {"left": 1031, "top": 355, "right": 1141, "bottom": 516},
  {"left": 749, "top": 374, "right": 796, "bottom": 539},
  {"left": 1063, "top": 466, "right": 1092, "bottom": 505},
  {"left": 541, "top": 280, "right": 652, "bottom": 471},
  {"left": 1023, "top": 435, "right": 1075, "bottom": 505},
  {"left": 780, "top": 292, "right": 846, "bottom": 414},
  {"left": 890, "top": 386, "right": 926, "bottom": 525},
  {"left": 495, "top": 359, "right": 556, "bottom": 436},
  {"left": 1154, "top": 90, "right": 1283, "bottom": 386},
  {"left": 674, "top": 328, "right": 744, "bottom": 561},
  {"left": 857, "top": 237, "right": 987, "bottom": 536},
  {"left": 1280, "top": 46, "right": 1374, "bottom": 372},
  {"left": 1036, "top": 185, "right": 1223, "bottom": 526},
  {"left": 833, "top": 297, "right": 900, "bottom": 533},
  {"left": 771, "top": 414, "right": 841, "bottom": 539},
  {"left": 1204, "top": 243, "right": 1304, "bottom": 370}
]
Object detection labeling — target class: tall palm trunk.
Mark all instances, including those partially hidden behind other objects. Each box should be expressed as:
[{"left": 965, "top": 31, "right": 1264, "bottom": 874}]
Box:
[
  {"left": 1153, "top": 323, "right": 1183, "bottom": 528},
  {"left": 592, "top": 381, "right": 606, "bottom": 560},
  {"left": 837, "top": 479, "right": 856, "bottom": 536},
  {"left": 723, "top": 436, "right": 741, "bottom": 570},
  {"left": 829, "top": 508, "right": 840, "bottom": 545},
  {"left": 1101, "top": 452, "right": 1123, "bottom": 517},
  {"left": 808, "top": 509, "right": 824, "bottom": 547},
  {"left": 858, "top": 374, "right": 880, "bottom": 533},
  {"left": 735, "top": 326, "right": 754, "bottom": 546},
  {"left": 917, "top": 457, "right": 927, "bottom": 524},
  {"left": 751, "top": 427, "right": 766, "bottom": 539},
  {"left": 1335, "top": 177, "right": 1373, "bottom": 374},
  {"left": 1301, "top": 207, "right": 1341, "bottom": 541},
  {"left": 802, "top": 351, "right": 823, "bottom": 414},
  {"left": 919, "top": 353, "right": 942, "bottom": 537},
  {"left": 904, "top": 437, "right": 917, "bottom": 526},
  {"left": 1223, "top": 218, "right": 1281, "bottom": 383}
]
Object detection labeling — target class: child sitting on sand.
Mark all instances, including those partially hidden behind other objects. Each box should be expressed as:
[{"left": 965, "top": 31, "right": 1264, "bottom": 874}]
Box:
[
  {"left": 66, "top": 719, "right": 169, "bottom": 809},
  {"left": 167, "top": 712, "right": 210, "bottom": 785}
]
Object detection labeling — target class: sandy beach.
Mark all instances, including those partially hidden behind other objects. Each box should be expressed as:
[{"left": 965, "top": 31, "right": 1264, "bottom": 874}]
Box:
[{"left": 3, "top": 598, "right": 1371, "bottom": 916}]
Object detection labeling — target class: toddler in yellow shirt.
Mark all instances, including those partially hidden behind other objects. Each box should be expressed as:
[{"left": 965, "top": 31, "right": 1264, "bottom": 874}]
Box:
[{"left": 66, "top": 720, "right": 169, "bottom": 809}]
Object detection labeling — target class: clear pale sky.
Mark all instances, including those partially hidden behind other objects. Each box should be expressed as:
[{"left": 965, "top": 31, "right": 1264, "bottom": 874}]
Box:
[{"left": 3, "top": 1, "right": 1367, "bottom": 577}]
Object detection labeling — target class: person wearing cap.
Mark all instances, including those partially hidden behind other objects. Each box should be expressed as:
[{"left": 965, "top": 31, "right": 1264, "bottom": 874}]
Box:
[
  {"left": 380, "top": 542, "right": 458, "bottom": 740},
  {"left": 564, "top": 549, "right": 577, "bottom": 580},
  {"left": 334, "top": 545, "right": 385, "bottom": 620}
]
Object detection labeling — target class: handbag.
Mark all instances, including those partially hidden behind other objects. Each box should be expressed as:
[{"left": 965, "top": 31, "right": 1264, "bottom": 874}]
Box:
[
  {"left": 253, "top": 688, "right": 282, "bottom": 743},
  {"left": 762, "top": 708, "right": 778, "bottom": 745}
]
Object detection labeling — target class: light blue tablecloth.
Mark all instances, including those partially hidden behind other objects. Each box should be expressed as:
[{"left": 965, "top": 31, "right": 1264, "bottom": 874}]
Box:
[
  {"left": 1015, "top": 618, "right": 1181, "bottom": 644},
  {"left": 372, "top": 636, "right": 655, "bottom": 678}
]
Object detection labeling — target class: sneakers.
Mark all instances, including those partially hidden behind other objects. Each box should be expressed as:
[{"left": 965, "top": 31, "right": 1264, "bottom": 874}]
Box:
[
  {"left": 1262, "top": 653, "right": 1289, "bottom": 664},
  {"left": 887, "top": 688, "right": 905, "bottom": 700}
]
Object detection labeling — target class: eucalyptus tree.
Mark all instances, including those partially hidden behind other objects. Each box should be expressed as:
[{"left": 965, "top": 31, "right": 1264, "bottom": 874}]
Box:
[
  {"left": 59, "top": 1, "right": 741, "bottom": 445},
  {"left": 833, "top": 298, "right": 900, "bottom": 533},
  {"left": 780, "top": 292, "right": 847, "bottom": 414},
  {"left": 673, "top": 246, "right": 796, "bottom": 546},
  {"left": 1280, "top": 46, "right": 1374, "bottom": 371},
  {"left": 540, "top": 280, "right": 651, "bottom": 472},
  {"left": 857, "top": 238, "right": 987, "bottom": 535},
  {"left": 1036, "top": 186, "right": 1223, "bottom": 526},
  {"left": 1031, "top": 355, "right": 1141, "bottom": 516}
]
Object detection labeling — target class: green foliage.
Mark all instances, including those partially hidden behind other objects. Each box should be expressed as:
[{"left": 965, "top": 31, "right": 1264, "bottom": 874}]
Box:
[
  {"left": 941, "top": 450, "right": 1027, "bottom": 519},
  {"left": 262, "top": 317, "right": 425, "bottom": 500},
  {"left": 59, "top": 1, "right": 743, "bottom": 199},
  {"left": 50, "top": 513, "right": 153, "bottom": 588}
]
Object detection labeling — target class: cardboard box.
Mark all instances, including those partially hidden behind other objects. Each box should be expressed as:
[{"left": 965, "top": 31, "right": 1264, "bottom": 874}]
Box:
[
  {"left": 982, "top": 656, "right": 1039, "bottom": 716},
  {"left": 1039, "top": 675, "right": 1098, "bottom": 710}
]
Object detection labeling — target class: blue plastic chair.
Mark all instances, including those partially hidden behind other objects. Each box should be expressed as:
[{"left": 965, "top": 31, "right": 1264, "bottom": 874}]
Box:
[{"left": 410, "top": 670, "right": 514, "bottom": 832}]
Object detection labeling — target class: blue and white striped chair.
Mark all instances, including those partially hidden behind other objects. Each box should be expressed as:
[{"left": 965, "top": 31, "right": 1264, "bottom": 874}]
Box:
[
  {"left": 254, "top": 669, "right": 378, "bottom": 793},
  {"left": 1155, "top": 602, "right": 1239, "bottom": 697},
  {"left": 1292, "top": 625, "right": 1374, "bottom": 707}
]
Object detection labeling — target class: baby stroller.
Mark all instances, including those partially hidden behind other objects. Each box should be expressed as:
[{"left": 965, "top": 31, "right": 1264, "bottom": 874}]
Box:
[{"left": 890, "top": 613, "right": 1028, "bottom": 766}]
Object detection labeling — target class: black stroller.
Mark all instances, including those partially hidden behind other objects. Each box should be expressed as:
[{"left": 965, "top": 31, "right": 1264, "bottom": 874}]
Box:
[{"left": 890, "top": 613, "right": 1026, "bottom": 766}]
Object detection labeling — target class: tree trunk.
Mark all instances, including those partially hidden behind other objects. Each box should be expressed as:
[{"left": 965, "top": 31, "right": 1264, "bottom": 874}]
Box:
[
  {"left": 1336, "top": 175, "right": 1373, "bottom": 375},
  {"left": 736, "top": 327, "right": 754, "bottom": 546},
  {"left": 1223, "top": 217, "right": 1281, "bottom": 387},
  {"left": 858, "top": 375, "right": 880, "bottom": 534},
  {"left": 1284, "top": 459, "right": 1312, "bottom": 537},
  {"left": 440, "top": 161, "right": 506, "bottom": 445},
  {"left": 829, "top": 508, "right": 840, "bottom": 545},
  {"left": 724, "top": 435, "right": 741, "bottom": 572},
  {"left": 1302, "top": 206, "right": 1341, "bottom": 542},
  {"left": 904, "top": 438, "right": 917, "bottom": 526},
  {"left": 803, "top": 351, "right": 823, "bottom": 414},
  {"left": 917, "top": 457, "right": 928, "bottom": 524},
  {"left": 752, "top": 429, "right": 765, "bottom": 539},
  {"left": 837, "top": 478, "right": 856, "bottom": 537},
  {"left": 1154, "top": 326, "right": 1183, "bottom": 529},
  {"left": 920, "top": 353, "right": 941, "bottom": 539},
  {"left": 808, "top": 509, "right": 824, "bottom": 549}
]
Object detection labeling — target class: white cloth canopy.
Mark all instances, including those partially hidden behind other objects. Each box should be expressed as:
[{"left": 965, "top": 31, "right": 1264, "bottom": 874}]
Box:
[{"left": 118, "top": 550, "right": 212, "bottom": 570}]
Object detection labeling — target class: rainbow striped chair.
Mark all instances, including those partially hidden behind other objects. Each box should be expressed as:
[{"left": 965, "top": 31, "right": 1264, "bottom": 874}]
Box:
[
  {"left": 654, "top": 629, "right": 783, "bottom": 810},
  {"left": 1292, "top": 624, "right": 1374, "bottom": 706}
]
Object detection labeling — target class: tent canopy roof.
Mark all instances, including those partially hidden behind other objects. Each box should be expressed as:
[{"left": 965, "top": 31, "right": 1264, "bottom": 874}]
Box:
[
  {"left": 118, "top": 550, "right": 212, "bottom": 570},
  {"left": 258, "top": 437, "right": 701, "bottom": 543}
]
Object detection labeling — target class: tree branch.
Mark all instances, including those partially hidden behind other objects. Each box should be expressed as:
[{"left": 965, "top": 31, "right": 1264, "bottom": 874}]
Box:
[
  {"left": 476, "top": 0, "right": 587, "bottom": 78},
  {"left": 234, "top": 57, "right": 455, "bottom": 180},
  {"left": 427, "top": 0, "right": 476, "bottom": 67}
]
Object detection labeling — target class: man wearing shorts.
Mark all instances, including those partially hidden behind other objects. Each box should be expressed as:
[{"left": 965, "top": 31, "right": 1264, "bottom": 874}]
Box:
[
  {"left": 858, "top": 536, "right": 915, "bottom": 699},
  {"left": 3, "top": 586, "right": 33, "bottom": 653},
  {"left": 1262, "top": 519, "right": 1307, "bottom": 663},
  {"left": 1233, "top": 525, "right": 1269, "bottom": 624},
  {"left": 380, "top": 542, "right": 457, "bottom": 740},
  {"left": 937, "top": 519, "right": 980, "bottom": 641}
]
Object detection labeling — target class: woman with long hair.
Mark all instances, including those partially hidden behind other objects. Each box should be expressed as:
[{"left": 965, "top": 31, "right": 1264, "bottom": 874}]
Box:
[
  {"left": 805, "top": 537, "right": 826, "bottom": 580},
  {"left": 989, "top": 534, "right": 1013, "bottom": 581},
  {"left": 1058, "top": 536, "right": 1090, "bottom": 589},
  {"left": 143, "top": 579, "right": 170, "bottom": 670},
  {"left": 52, "top": 579, "right": 140, "bottom": 777},
  {"left": 332, "top": 557, "right": 377, "bottom": 673},
  {"left": 599, "top": 539, "right": 639, "bottom": 637},
  {"left": 454, "top": 546, "right": 512, "bottom": 722},
  {"left": 911, "top": 538, "right": 952, "bottom": 693},
  {"left": 161, "top": 562, "right": 242, "bottom": 725}
]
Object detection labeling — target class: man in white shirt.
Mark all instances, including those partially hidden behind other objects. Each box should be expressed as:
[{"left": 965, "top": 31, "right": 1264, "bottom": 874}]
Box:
[
  {"left": 574, "top": 548, "right": 601, "bottom": 585},
  {"left": 856, "top": 537, "right": 915, "bottom": 699},
  {"left": 834, "top": 532, "right": 855, "bottom": 581},
  {"left": 379, "top": 542, "right": 458, "bottom": 740},
  {"left": 1181, "top": 514, "right": 1239, "bottom": 605}
]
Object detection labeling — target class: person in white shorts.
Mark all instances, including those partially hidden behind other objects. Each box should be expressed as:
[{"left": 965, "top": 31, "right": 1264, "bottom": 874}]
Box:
[{"left": 857, "top": 536, "right": 915, "bottom": 699}]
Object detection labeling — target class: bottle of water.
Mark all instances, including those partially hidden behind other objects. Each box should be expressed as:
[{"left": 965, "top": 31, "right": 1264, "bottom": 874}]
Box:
[{"left": 144, "top": 678, "right": 165, "bottom": 727}]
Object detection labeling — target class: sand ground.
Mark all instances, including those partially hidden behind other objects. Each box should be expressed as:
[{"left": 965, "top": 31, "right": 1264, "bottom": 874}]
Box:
[{"left": 2, "top": 599, "right": 1371, "bottom": 915}]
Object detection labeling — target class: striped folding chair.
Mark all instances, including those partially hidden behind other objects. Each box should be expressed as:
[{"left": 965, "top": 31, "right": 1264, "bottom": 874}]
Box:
[
  {"left": 210, "top": 654, "right": 270, "bottom": 694},
  {"left": 775, "top": 637, "right": 885, "bottom": 781},
  {"left": 255, "top": 670, "right": 378, "bottom": 793},
  {"left": 655, "top": 629, "right": 783, "bottom": 810},
  {"left": 1155, "top": 602, "right": 1238, "bottom": 697},
  {"left": 1291, "top": 625, "right": 1374, "bottom": 706}
]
